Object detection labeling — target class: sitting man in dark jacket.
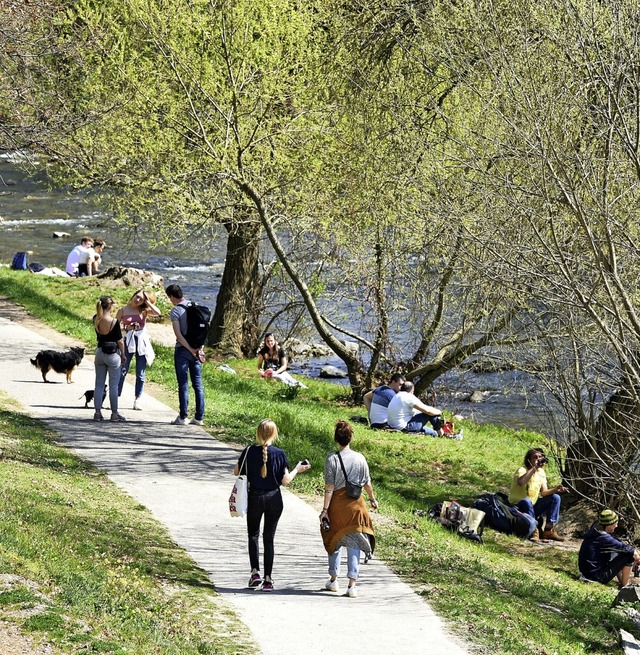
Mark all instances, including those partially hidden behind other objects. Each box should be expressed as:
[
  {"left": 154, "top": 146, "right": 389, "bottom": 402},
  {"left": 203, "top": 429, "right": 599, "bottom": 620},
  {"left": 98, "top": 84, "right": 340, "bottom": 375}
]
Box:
[{"left": 578, "top": 509, "right": 640, "bottom": 587}]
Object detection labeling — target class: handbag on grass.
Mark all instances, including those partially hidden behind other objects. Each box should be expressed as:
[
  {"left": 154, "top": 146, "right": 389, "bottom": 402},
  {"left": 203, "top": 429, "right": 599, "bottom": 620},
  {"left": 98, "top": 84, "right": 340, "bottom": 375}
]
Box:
[
  {"left": 440, "top": 500, "right": 485, "bottom": 542},
  {"left": 337, "top": 452, "right": 363, "bottom": 499},
  {"left": 229, "top": 448, "right": 250, "bottom": 518}
]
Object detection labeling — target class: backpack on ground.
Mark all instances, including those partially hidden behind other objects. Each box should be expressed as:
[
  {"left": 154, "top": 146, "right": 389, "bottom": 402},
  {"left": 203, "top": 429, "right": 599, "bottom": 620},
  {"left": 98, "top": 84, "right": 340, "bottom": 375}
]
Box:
[
  {"left": 472, "top": 491, "right": 536, "bottom": 538},
  {"left": 184, "top": 302, "right": 212, "bottom": 349},
  {"left": 11, "top": 252, "right": 28, "bottom": 270},
  {"left": 428, "top": 500, "right": 485, "bottom": 544}
]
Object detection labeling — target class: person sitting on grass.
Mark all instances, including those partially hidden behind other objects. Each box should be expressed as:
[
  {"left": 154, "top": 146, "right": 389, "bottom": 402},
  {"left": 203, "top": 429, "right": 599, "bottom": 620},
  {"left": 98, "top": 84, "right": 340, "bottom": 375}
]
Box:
[
  {"left": 257, "top": 333, "right": 307, "bottom": 389},
  {"left": 363, "top": 373, "right": 405, "bottom": 429},
  {"left": 387, "top": 381, "right": 458, "bottom": 438},
  {"left": 508, "top": 448, "right": 568, "bottom": 542},
  {"left": 578, "top": 509, "right": 640, "bottom": 588}
]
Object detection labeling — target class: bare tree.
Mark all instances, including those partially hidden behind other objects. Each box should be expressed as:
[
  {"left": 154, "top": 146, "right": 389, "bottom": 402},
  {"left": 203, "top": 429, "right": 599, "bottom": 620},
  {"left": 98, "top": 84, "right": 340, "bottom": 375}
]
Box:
[{"left": 429, "top": 0, "right": 640, "bottom": 526}]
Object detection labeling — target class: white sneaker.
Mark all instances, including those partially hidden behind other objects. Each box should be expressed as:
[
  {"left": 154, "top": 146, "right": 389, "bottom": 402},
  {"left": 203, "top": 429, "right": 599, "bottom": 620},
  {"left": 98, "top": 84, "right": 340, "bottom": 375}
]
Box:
[
  {"left": 325, "top": 579, "right": 339, "bottom": 593},
  {"left": 346, "top": 586, "right": 357, "bottom": 598},
  {"left": 133, "top": 398, "right": 142, "bottom": 411},
  {"left": 171, "top": 416, "right": 190, "bottom": 425},
  {"left": 191, "top": 419, "right": 204, "bottom": 426}
]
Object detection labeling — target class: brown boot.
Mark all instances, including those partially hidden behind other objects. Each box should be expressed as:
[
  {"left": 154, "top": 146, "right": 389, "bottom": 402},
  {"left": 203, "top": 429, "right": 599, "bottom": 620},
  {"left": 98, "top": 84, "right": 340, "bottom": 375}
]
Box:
[
  {"left": 541, "top": 528, "right": 565, "bottom": 542},
  {"left": 529, "top": 529, "right": 539, "bottom": 542}
]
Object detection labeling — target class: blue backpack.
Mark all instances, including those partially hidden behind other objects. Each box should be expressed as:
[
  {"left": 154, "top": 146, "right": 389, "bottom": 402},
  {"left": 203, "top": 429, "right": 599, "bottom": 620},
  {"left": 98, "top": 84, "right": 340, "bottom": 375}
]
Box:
[
  {"left": 11, "top": 252, "right": 28, "bottom": 270},
  {"left": 472, "top": 492, "right": 536, "bottom": 538}
]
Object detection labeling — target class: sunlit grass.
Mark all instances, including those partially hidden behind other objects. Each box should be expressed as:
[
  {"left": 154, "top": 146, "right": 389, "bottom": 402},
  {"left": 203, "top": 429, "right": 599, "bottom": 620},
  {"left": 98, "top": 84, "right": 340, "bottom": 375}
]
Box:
[
  {"left": 0, "top": 267, "right": 637, "bottom": 654},
  {"left": 0, "top": 393, "right": 256, "bottom": 654}
]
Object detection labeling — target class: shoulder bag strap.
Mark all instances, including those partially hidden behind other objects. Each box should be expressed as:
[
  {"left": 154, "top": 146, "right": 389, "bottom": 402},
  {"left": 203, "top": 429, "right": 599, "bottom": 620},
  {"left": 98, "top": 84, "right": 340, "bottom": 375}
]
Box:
[
  {"left": 337, "top": 451, "right": 351, "bottom": 484},
  {"left": 238, "top": 447, "right": 250, "bottom": 477}
]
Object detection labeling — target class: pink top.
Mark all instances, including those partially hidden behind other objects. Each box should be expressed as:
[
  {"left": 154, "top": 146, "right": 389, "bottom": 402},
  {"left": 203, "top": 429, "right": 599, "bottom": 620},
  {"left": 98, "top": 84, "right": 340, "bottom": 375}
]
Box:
[{"left": 121, "top": 310, "right": 146, "bottom": 331}]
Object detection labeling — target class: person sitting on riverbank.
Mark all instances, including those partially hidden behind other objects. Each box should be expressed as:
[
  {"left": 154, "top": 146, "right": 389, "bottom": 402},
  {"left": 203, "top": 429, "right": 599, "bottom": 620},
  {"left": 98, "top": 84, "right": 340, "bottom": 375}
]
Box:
[
  {"left": 66, "top": 236, "right": 93, "bottom": 276},
  {"left": 77, "top": 239, "right": 105, "bottom": 277},
  {"left": 579, "top": 509, "right": 640, "bottom": 587},
  {"left": 508, "top": 448, "right": 568, "bottom": 542},
  {"left": 257, "top": 333, "right": 308, "bottom": 388},
  {"left": 387, "top": 381, "right": 448, "bottom": 437},
  {"left": 363, "top": 373, "right": 405, "bottom": 429}
]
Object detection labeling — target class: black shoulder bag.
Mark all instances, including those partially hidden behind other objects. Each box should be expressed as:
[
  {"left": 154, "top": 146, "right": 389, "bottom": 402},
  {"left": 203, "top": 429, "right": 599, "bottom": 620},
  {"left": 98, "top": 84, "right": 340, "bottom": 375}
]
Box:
[{"left": 337, "top": 452, "right": 363, "bottom": 499}]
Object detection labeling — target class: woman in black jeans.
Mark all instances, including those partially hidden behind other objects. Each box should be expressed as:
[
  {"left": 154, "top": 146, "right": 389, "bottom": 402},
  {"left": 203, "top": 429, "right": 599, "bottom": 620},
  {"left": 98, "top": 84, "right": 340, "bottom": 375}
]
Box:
[{"left": 234, "top": 419, "right": 310, "bottom": 591}]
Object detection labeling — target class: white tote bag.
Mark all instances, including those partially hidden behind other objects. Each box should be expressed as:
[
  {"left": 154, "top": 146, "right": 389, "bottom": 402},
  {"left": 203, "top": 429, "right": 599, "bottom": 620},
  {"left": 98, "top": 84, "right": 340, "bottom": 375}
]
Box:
[{"left": 229, "top": 448, "right": 249, "bottom": 518}]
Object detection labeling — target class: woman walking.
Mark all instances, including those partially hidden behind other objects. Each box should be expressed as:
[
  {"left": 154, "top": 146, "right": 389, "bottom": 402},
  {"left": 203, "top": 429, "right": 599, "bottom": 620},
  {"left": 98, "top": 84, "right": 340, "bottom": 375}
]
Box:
[
  {"left": 320, "top": 420, "right": 377, "bottom": 598},
  {"left": 93, "top": 296, "right": 126, "bottom": 422},
  {"left": 116, "top": 289, "right": 160, "bottom": 410},
  {"left": 234, "top": 419, "right": 310, "bottom": 591}
]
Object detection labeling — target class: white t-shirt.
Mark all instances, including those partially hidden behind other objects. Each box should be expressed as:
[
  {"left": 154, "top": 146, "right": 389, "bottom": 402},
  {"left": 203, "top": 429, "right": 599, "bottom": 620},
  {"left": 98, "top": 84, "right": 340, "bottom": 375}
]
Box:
[
  {"left": 78, "top": 246, "right": 96, "bottom": 266},
  {"left": 387, "top": 391, "right": 420, "bottom": 430},
  {"left": 66, "top": 244, "right": 89, "bottom": 275}
]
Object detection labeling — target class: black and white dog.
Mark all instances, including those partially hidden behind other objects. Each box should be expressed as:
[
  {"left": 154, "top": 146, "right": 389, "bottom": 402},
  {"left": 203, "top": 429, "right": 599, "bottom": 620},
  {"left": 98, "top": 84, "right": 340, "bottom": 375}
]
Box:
[{"left": 30, "top": 346, "right": 85, "bottom": 383}]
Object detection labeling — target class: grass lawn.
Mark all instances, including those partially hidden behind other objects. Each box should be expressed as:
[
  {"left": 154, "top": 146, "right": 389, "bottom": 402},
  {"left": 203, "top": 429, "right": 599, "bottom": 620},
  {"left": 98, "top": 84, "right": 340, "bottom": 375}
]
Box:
[{"left": 0, "top": 267, "right": 638, "bottom": 654}]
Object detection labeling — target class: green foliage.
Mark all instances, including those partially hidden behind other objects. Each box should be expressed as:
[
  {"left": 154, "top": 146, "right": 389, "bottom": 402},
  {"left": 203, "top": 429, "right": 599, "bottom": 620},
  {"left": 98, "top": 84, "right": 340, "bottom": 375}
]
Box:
[{"left": 1, "top": 269, "right": 639, "bottom": 654}]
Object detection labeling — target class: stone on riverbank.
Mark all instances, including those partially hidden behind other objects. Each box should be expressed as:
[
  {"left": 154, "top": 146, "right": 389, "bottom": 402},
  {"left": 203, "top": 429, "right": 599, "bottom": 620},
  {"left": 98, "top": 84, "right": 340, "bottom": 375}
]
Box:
[
  {"left": 319, "top": 365, "right": 348, "bottom": 378},
  {"left": 97, "top": 266, "right": 164, "bottom": 288},
  {"left": 285, "top": 338, "right": 333, "bottom": 358}
]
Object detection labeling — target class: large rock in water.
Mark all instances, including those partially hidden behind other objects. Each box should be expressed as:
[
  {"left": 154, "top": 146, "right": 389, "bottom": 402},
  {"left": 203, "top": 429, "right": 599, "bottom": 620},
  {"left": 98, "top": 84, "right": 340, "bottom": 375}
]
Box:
[
  {"left": 319, "top": 365, "right": 348, "bottom": 379},
  {"left": 285, "top": 338, "right": 333, "bottom": 358},
  {"left": 97, "top": 266, "right": 164, "bottom": 288}
]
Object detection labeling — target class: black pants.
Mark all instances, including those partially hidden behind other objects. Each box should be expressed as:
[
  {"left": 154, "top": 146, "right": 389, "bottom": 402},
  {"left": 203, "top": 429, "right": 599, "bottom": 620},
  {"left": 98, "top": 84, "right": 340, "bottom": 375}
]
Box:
[
  {"left": 246, "top": 488, "right": 283, "bottom": 578},
  {"left": 585, "top": 552, "right": 634, "bottom": 584}
]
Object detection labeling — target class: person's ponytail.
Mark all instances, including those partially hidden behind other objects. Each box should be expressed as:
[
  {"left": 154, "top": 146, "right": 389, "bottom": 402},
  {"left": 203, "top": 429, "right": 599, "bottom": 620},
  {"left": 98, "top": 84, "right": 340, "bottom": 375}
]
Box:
[
  {"left": 256, "top": 418, "right": 278, "bottom": 479},
  {"left": 261, "top": 443, "right": 268, "bottom": 479}
]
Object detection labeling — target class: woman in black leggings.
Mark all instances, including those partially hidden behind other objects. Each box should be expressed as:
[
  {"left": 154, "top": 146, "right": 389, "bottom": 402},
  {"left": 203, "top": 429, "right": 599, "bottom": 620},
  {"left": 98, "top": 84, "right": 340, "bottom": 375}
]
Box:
[{"left": 234, "top": 419, "right": 310, "bottom": 591}]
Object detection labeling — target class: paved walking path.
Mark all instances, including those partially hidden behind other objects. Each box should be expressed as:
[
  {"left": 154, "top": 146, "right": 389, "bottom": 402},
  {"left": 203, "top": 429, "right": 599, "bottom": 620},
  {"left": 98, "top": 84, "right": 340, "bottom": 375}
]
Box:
[{"left": 0, "top": 305, "right": 470, "bottom": 655}]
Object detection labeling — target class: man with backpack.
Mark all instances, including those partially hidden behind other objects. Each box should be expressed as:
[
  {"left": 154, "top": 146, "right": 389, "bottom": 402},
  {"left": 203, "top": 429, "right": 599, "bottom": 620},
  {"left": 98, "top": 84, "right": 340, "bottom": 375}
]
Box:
[{"left": 165, "top": 284, "right": 208, "bottom": 426}]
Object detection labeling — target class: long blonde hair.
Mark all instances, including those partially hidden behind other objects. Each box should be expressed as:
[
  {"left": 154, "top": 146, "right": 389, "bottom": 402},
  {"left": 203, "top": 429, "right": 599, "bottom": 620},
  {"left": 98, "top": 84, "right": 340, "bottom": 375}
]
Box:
[{"left": 256, "top": 419, "right": 278, "bottom": 478}]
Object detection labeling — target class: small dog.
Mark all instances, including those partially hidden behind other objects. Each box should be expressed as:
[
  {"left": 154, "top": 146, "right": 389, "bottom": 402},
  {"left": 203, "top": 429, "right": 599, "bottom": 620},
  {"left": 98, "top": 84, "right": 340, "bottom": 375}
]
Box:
[
  {"left": 30, "top": 346, "right": 85, "bottom": 383},
  {"left": 79, "top": 386, "right": 107, "bottom": 408}
]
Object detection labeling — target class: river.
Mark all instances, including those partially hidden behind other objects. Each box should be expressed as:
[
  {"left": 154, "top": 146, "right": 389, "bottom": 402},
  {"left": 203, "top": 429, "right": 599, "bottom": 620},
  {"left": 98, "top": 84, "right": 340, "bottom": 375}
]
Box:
[{"left": 0, "top": 152, "right": 548, "bottom": 432}]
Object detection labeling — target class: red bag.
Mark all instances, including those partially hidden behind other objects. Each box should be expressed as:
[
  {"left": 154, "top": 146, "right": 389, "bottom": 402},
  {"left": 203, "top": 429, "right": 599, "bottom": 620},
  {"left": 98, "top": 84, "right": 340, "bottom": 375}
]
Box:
[{"left": 442, "top": 421, "right": 455, "bottom": 435}]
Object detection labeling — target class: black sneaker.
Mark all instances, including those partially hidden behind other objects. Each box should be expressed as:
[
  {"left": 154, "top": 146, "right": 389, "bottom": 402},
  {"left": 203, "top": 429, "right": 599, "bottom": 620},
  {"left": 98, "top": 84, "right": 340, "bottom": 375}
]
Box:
[
  {"left": 248, "top": 573, "right": 262, "bottom": 588},
  {"left": 261, "top": 579, "right": 274, "bottom": 592}
]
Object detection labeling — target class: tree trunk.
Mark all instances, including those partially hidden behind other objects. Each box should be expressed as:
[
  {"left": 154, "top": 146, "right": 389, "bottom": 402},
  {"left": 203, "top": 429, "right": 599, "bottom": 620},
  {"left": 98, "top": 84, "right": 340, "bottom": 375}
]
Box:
[{"left": 208, "top": 218, "right": 263, "bottom": 357}]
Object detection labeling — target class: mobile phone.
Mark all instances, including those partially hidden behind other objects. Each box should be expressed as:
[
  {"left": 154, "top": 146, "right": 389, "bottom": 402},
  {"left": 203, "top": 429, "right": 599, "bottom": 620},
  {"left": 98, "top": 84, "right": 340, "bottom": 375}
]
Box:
[{"left": 301, "top": 459, "right": 310, "bottom": 466}]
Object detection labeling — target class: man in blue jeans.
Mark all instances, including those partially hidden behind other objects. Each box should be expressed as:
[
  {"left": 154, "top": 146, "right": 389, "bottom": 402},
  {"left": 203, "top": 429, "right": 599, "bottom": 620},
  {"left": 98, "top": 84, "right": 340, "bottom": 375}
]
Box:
[
  {"left": 508, "top": 448, "right": 568, "bottom": 541},
  {"left": 165, "top": 284, "right": 205, "bottom": 426},
  {"left": 387, "top": 381, "right": 445, "bottom": 436}
]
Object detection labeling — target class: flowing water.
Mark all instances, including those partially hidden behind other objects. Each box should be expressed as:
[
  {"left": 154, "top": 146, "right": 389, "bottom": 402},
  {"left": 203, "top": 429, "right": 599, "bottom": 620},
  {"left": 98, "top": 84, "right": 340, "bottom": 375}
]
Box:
[{"left": 0, "top": 152, "right": 547, "bottom": 431}]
